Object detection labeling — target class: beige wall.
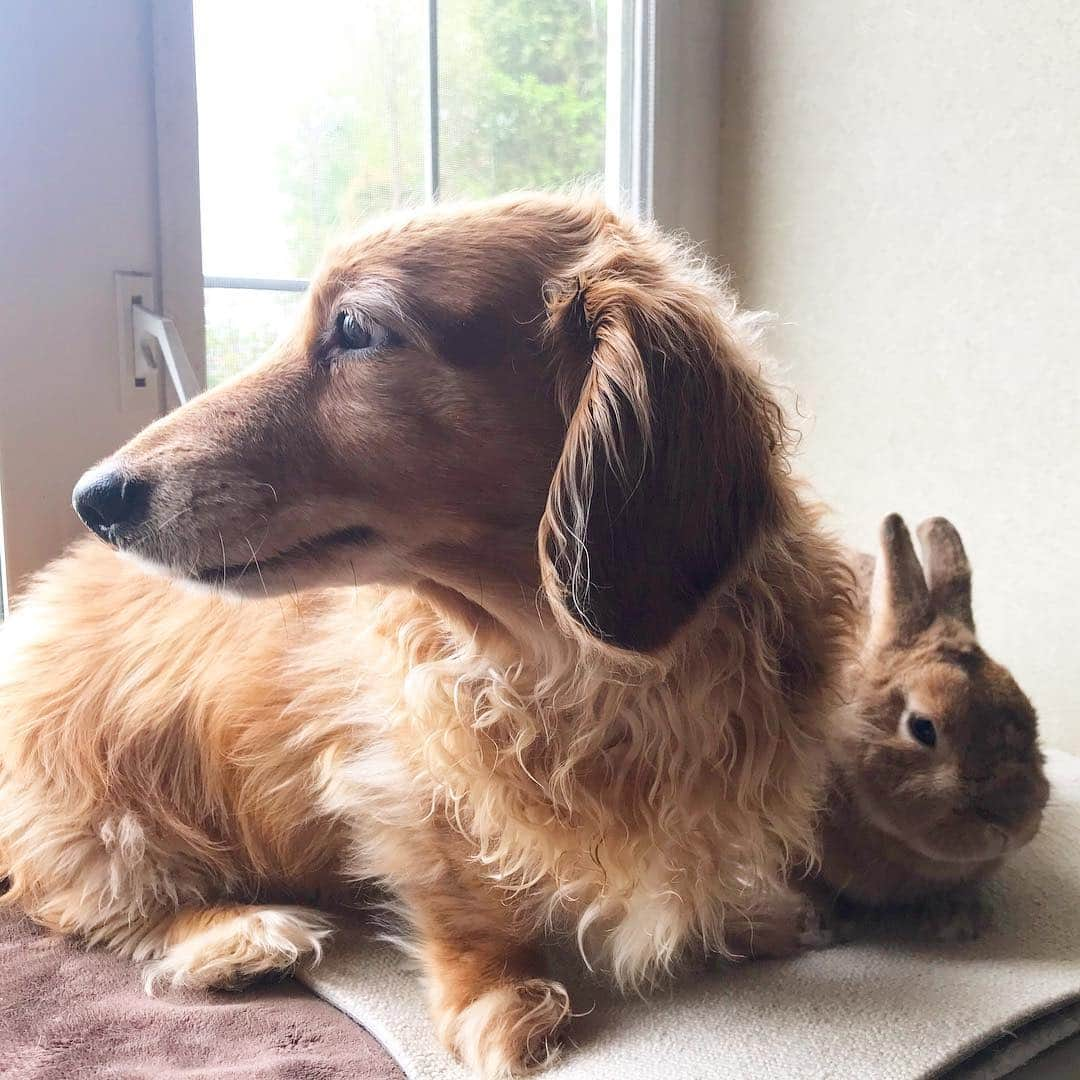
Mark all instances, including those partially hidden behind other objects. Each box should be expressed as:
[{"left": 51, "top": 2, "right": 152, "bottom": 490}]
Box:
[{"left": 715, "top": 2, "right": 1080, "bottom": 751}]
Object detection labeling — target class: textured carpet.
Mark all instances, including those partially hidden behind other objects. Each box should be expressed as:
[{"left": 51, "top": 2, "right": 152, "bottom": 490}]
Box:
[
  {"left": 301, "top": 749, "right": 1080, "bottom": 1079},
  {"left": 0, "top": 908, "right": 402, "bottom": 1080}
]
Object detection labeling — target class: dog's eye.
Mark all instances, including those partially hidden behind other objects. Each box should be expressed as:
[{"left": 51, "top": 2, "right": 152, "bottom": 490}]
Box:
[
  {"left": 336, "top": 312, "right": 393, "bottom": 353},
  {"left": 907, "top": 713, "right": 938, "bottom": 748}
]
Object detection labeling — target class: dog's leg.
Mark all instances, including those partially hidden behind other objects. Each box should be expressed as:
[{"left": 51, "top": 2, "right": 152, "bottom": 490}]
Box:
[
  {"left": 407, "top": 890, "right": 570, "bottom": 1078},
  {"left": 135, "top": 904, "right": 334, "bottom": 993}
]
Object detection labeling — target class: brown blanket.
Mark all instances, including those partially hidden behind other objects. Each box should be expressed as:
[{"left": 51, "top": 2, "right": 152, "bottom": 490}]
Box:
[{"left": 0, "top": 907, "right": 401, "bottom": 1080}]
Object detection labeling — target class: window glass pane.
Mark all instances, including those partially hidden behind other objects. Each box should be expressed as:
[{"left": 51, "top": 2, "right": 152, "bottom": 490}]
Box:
[
  {"left": 194, "top": 0, "right": 427, "bottom": 281},
  {"left": 193, "top": 0, "right": 609, "bottom": 383},
  {"left": 204, "top": 289, "right": 305, "bottom": 388},
  {"left": 438, "top": 0, "right": 608, "bottom": 199}
]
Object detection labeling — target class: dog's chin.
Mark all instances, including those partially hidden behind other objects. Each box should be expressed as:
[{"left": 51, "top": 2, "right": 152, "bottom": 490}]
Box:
[{"left": 117, "top": 524, "right": 382, "bottom": 597}]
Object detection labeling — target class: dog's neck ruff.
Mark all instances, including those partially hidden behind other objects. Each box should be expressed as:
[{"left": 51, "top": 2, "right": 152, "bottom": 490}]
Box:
[{"left": 352, "top": 559, "right": 842, "bottom": 987}]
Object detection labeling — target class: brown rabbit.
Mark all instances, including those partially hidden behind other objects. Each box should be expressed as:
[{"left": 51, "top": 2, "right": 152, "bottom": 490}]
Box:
[
  {"left": 815, "top": 513, "right": 1049, "bottom": 929},
  {"left": 724, "top": 514, "right": 1049, "bottom": 959}
]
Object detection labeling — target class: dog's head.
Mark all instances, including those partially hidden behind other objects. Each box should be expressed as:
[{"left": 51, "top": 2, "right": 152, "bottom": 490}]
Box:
[{"left": 73, "top": 194, "right": 785, "bottom": 653}]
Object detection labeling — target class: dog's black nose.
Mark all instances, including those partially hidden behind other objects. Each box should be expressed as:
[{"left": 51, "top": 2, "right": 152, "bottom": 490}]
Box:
[{"left": 72, "top": 469, "right": 150, "bottom": 541}]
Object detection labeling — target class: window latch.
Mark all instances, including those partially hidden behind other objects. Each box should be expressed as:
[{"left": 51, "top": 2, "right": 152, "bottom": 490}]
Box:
[
  {"left": 132, "top": 302, "right": 201, "bottom": 406},
  {"left": 116, "top": 271, "right": 203, "bottom": 411}
]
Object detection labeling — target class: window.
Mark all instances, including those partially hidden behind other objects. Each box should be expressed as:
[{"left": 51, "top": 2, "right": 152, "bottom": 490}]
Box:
[
  {"left": 4, "top": 0, "right": 729, "bottom": 599},
  {"left": 193, "top": 0, "right": 618, "bottom": 385}
]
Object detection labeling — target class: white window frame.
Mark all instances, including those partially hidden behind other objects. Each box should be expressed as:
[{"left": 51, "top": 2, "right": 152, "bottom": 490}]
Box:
[
  {"left": 606, "top": 0, "right": 655, "bottom": 220},
  {"left": 150, "top": 0, "right": 206, "bottom": 393}
]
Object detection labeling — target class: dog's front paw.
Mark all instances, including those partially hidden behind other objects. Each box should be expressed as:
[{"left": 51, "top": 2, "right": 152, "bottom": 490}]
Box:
[
  {"left": 141, "top": 905, "right": 333, "bottom": 994},
  {"left": 440, "top": 978, "right": 570, "bottom": 1078}
]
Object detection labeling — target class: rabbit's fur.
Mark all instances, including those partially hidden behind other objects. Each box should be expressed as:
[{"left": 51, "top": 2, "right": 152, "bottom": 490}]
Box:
[{"left": 818, "top": 514, "right": 1049, "bottom": 909}]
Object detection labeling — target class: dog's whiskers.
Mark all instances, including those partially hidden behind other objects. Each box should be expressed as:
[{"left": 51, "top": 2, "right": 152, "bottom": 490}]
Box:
[
  {"left": 150, "top": 504, "right": 191, "bottom": 534},
  {"left": 244, "top": 536, "right": 270, "bottom": 601}
]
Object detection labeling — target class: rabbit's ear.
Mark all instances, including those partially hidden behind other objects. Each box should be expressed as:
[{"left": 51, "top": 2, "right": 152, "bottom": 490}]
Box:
[
  {"left": 916, "top": 517, "right": 974, "bottom": 631},
  {"left": 869, "top": 514, "right": 933, "bottom": 646}
]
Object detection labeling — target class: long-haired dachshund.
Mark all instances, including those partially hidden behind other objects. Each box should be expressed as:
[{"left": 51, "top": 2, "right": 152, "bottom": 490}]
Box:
[{"left": 0, "top": 194, "right": 854, "bottom": 1076}]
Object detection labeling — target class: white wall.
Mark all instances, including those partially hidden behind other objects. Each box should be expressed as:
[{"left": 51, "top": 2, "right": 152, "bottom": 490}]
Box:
[
  {"left": 715, "top": 2, "right": 1080, "bottom": 751},
  {"left": 0, "top": 1, "right": 162, "bottom": 596}
]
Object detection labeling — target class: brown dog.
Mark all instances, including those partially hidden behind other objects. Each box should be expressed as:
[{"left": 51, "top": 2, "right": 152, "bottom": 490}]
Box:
[{"left": 0, "top": 194, "right": 855, "bottom": 1076}]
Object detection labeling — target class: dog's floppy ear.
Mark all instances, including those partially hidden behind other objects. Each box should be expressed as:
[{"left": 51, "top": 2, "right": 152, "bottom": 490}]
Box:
[{"left": 539, "top": 235, "right": 781, "bottom": 653}]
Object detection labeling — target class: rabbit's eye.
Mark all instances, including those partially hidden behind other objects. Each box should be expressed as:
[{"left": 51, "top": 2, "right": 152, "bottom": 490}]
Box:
[{"left": 908, "top": 714, "right": 938, "bottom": 748}]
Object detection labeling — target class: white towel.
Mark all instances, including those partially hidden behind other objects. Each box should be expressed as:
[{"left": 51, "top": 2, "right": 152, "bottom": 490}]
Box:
[{"left": 300, "top": 749, "right": 1080, "bottom": 1079}]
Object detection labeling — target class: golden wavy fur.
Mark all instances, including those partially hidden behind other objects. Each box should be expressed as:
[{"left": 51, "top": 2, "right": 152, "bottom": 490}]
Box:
[{"left": 0, "top": 194, "right": 855, "bottom": 1076}]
